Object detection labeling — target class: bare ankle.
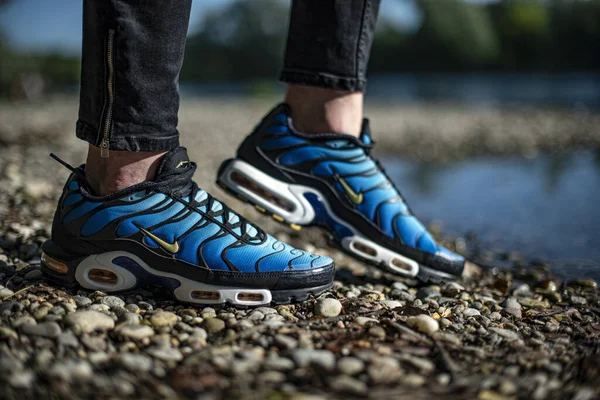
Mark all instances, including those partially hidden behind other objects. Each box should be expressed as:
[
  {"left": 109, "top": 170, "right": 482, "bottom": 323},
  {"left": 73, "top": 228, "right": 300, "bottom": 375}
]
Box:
[
  {"left": 84, "top": 145, "right": 167, "bottom": 195},
  {"left": 284, "top": 85, "right": 363, "bottom": 137}
]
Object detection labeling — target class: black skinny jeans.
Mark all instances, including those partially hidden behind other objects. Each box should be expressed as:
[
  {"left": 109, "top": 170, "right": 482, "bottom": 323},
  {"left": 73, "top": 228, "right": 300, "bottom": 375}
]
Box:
[{"left": 77, "top": 0, "right": 381, "bottom": 154}]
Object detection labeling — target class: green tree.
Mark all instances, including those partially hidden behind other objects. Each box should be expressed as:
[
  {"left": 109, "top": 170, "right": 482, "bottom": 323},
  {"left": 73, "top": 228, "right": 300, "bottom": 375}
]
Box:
[
  {"left": 181, "top": 0, "right": 288, "bottom": 82},
  {"left": 410, "top": 0, "right": 500, "bottom": 70},
  {"left": 489, "top": 1, "right": 551, "bottom": 70}
]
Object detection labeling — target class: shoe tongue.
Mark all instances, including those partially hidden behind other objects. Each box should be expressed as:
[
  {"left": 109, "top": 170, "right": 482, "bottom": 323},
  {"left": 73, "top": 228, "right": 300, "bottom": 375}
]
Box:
[{"left": 154, "top": 147, "right": 192, "bottom": 180}]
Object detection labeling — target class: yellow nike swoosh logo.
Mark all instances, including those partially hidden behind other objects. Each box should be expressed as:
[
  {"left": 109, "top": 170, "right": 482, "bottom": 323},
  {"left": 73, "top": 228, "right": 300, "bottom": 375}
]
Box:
[
  {"left": 139, "top": 227, "right": 180, "bottom": 254},
  {"left": 335, "top": 173, "right": 364, "bottom": 205}
]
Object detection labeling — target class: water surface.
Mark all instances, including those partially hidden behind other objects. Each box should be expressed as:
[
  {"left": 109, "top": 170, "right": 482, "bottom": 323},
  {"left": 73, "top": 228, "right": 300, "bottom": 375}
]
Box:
[
  {"left": 181, "top": 72, "right": 600, "bottom": 109},
  {"left": 381, "top": 150, "right": 600, "bottom": 281}
]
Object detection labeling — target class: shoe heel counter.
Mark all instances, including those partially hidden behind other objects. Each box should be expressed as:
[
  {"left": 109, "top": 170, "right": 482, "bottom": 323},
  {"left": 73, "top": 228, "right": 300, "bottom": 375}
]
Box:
[
  {"left": 236, "top": 102, "right": 288, "bottom": 161},
  {"left": 51, "top": 172, "right": 78, "bottom": 230},
  {"left": 50, "top": 173, "right": 102, "bottom": 256},
  {"left": 235, "top": 110, "right": 294, "bottom": 183}
]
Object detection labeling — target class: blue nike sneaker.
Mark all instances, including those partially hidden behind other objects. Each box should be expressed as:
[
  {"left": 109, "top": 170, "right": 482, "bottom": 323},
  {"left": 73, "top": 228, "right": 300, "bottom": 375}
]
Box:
[
  {"left": 217, "top": 104, "right": 468, "bottom": 282},
  {"left": 41, "top": 147, "right": 334, "bottom": 306}
]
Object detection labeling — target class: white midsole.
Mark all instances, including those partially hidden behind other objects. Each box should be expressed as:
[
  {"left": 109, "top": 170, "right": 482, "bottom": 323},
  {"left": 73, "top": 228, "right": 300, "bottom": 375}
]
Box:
[
  {"left": 218, "top": 159, "right": 419, "bottom": 278},
  {"left": 75, "top": 251, "right": 273, "bottom": 306}
]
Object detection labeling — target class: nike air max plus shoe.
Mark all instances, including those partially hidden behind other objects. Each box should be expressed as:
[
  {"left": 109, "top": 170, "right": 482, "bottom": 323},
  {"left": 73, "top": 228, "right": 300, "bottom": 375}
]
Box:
[
  {"left": 41, "top": 147, "right": 334, "bottom": 306},
  {"left": 217, "top": 104, "right": 466, "bottom": 282}
]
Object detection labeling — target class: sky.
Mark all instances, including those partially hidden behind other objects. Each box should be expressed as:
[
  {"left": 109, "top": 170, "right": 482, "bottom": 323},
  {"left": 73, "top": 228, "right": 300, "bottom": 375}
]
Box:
[{"left": 0, "top": 0, "right": 420, "bottom": 55}]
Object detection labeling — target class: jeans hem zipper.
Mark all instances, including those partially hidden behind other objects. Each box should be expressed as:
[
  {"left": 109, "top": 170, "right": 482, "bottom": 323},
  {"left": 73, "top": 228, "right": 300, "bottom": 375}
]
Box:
[{"left": 101, "top": 29, "right": 115, "bottom": 158}]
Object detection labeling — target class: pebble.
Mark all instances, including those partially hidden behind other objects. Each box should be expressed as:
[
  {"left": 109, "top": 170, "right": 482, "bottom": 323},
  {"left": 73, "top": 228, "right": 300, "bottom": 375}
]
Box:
[
  {"left": 498, "top": 379, "right": 517, "bottom": 395},
  {"left": 439, "top": 318, "right": 452, "bottom": 329},
  {"left": 380, "top": 300, "right": 403, "bottom": 308},
  {"left": 368, "top": 325, "right": 387, "bottom": 339},
  {"left": 0, "top": 288, "right": 14, "bottom": 299},
  {"left": 255, "top": 370, "right": 285, "bottom": 386},
  {"left": 416, "top": 287, "right": 440, "bottom": 300},
  {"left": 100, "top": 296, "right": 125, "bottom": 309},
  {"left": 73, "top": 295, "right": 92, "bottom": 307},
  {"left": 568, "top": 279, "right": 597, "bottom": 289},
  {"left": 570, "top": 296, "right": 587, "bottom": 305},
  {"left": 118, "top": 353, "right": 153, "bottom": 372},
  {"left": 203, "top": 318, "right": 225, "bottom": 334},
  {"left": 118, "top": 324, "right": 155, "bottom": 340},
  {"left": 201, "top": 307, "right": 217, "bottom": 319},
  {"left": 436, "top": 373, "right": 451, "bottom": 386},
  {"left": 126, "top": 304, "right": 140, "bottom": 313},
  {"left": 0, "top": 356, "right": 22, "bottom": 374},
  {"left": 519, "top": 298, "right": 550, "bottom": 309},
  {"left": 12, "top": 315, "right": 35, "bottom": 328},
  {"left": 0, "top": 327, "right": 18, "bottom": 340},
  {"left": 19, "top": 321, "right": 61, "bottom": 338},
  {"left": 544, "top": 321, "right": 560, "bottom": 333},
  {"left": 9, "top": 370, "right": 35, "bottom": 388},
  {"left": 61, "top": 302, "right": 77, "bottom": 314},
  {"left": 463, "top": 308, "right": 481, "bottom": 317},
  {"left": 315, "top": 298, "right": 342, "bottom": 317},
  {"left": 503, "top": 307, "right": 522, "bottom": 319},
  {"left": 119, "top": 312, "right": 141, "bottom": 325},
  {"left": 64, "top": 311, "right": 115, "bottom": 334},
  {"left": 151, "top": 311, "right": 178, "bottom": 329},
  {"left": 354, "top": 316, "right": 378, "bottom": 326},
  {"left": 57, "top": 331, "right": 79, "bottom": 347},
  {"left": 399, "top": 354, "right": 435, "bottom": 374},
  {"left": 337, "top": 357, "right": 365, "bottom": 376},
  {"left": 0, "top": 300, "right": 23, "bottom": 315},
  {"left": 368, "top": 357, "right": 402, "bottom": 384},
  {"left": 392, "top": 282, "right": 409, "bottom": 291},
  {"left": 403, "top": 373, "right": 426, "bottom": 387},
  {"left": 81, "top": 334, "right": 107, "bottom": 351},
  {"left": 247, "top": 310, "right": 265, "bottom": 321},
  {"left": 329, "top": 375, "right": 367, "bottom": 395},
  {"left": 441, "top": 282, "right": 465, "bottom": 296},
  {"left": 406, "top": 315, "right": 439, "bottom": 335},
  {"left": 275, "top": 334, "right": 298, "bottom": 349},
  {"left": 504, "top": 297, "right": 522, "bottom": 310},
  {"left": 146, "top": 347, "right": 183, "bottom": 362},
  {"left": 33, "top": 307, "right": 49, "bottom": 320},
  {"left": 88, "top": 352, "right": 110, "bottom": 366},
  {"left": 255, "top": 307, "right": 277, "bottom": 315},
  {"left": 263, "top": 356, "right": 295, "bottom": 372},
  {"left": 489, "top": 327, "right": 520, "bottom": 341},
  {"left": 47, "top": 360, "right": 93, "bottom": 381},
  {"left": 292, "top": 349, "right": 336, "bottom": 371},
  {"left": 23, "top": 269, "right": 43, "bottom": 280}
]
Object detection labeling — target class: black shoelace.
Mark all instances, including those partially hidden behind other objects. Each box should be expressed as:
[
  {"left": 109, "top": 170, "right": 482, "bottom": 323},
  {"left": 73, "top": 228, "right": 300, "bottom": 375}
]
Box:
[{"left": 51, "top": 153, "right": 261, "bottom": 240}]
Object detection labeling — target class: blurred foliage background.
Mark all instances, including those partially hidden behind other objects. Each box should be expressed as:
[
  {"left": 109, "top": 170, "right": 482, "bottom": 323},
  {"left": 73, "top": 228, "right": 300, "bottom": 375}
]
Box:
[{"left": 1, "top": 0, "right": 599, "bottom": 99}]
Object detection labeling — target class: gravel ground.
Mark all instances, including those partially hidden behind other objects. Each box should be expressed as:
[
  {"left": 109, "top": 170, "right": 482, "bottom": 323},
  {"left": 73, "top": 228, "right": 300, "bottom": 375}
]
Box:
[{"left": 0, "top": 97, "right": 599, "bottom": 399}]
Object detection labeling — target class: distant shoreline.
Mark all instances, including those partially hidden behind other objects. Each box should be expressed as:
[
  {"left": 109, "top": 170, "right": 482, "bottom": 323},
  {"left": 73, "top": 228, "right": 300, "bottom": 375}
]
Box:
[{"left": 1, "top": 96, "right": 598, "bottom": 162}]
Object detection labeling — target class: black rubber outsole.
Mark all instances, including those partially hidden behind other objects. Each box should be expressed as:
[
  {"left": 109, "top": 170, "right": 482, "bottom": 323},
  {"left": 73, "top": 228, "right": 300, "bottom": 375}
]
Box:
[{"left": 270, "top": 282, "right": 333, "bottom": 305}]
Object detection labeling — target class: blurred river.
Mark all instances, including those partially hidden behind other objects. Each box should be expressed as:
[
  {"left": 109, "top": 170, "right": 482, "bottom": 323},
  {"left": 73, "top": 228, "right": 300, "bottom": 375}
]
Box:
[
  {"left": 381, "top": 150, "right": 600, "bottom": 281},
  {"left": 181, "top": 72, "right": 600, "bottom": 109},
  {"left": 367, "top": 73, "right": 600, "bottom": 109}
]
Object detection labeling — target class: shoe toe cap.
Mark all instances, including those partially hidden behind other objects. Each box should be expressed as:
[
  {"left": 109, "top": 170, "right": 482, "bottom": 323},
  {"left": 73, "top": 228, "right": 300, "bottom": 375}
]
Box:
[
  {"left": 424, "top": 245, "right": 465, "bottom": 277},
  {"left": 271, "top": 259, "right": 335, "bottom": 290}
]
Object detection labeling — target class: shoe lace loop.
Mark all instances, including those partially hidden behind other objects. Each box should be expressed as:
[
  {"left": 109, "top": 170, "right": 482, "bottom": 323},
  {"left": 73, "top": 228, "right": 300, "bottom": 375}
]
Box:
[{"left": 157, "top": 161, "right": 260, "bottom": 239}]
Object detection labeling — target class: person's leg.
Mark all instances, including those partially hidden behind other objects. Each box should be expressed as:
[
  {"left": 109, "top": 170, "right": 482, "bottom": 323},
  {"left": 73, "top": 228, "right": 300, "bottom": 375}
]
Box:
[
  {"left": 77, "top": 0, "right": 191, "bottom": 194},
  {"left": 280, "top": 0, "right": 381, "bottom": 137}
]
